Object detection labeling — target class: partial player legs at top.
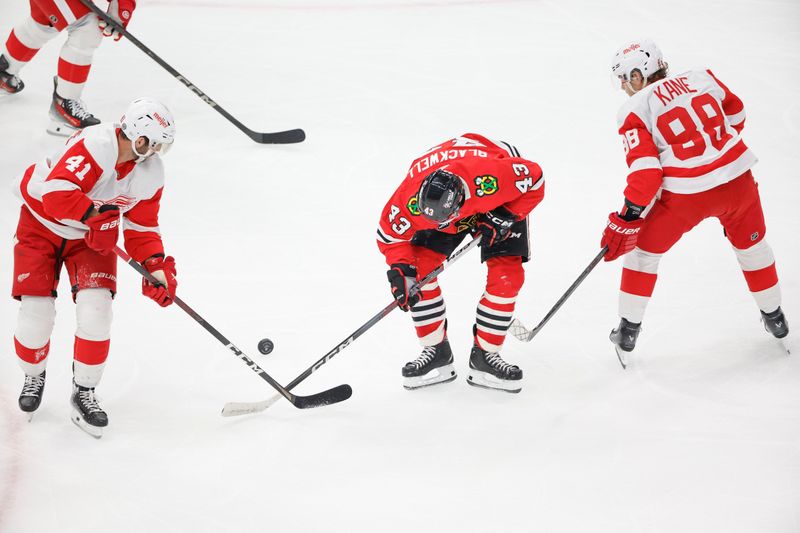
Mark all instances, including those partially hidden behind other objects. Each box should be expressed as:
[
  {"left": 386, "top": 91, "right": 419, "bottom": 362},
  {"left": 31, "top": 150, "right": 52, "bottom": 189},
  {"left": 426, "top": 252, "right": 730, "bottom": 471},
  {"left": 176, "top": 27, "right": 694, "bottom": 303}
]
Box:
[
  {"left": 48, "top": 14, "right": 103, "bottom": 135},
  {"left": 2, "top": 0, "right": 133, "bottom": 133}
]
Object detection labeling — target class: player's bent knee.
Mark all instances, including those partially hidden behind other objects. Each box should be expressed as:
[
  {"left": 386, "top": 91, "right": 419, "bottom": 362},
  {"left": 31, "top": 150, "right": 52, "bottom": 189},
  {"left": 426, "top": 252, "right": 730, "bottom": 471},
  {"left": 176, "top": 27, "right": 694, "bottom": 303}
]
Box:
[
  {"left": 15, "top": 296, "right": 56, "bottom": 348},
  {"left": 486, "top": 256, "right": 525, "bottom": 296},
  {"left": 20, "top": 17, "right": 59, "bottom": 44},
  {"left": 66, "top": 16, "right": 103, "bottom": 51},
  {"left": 76, "top": 289, "right": 113, "bottom": 341}
]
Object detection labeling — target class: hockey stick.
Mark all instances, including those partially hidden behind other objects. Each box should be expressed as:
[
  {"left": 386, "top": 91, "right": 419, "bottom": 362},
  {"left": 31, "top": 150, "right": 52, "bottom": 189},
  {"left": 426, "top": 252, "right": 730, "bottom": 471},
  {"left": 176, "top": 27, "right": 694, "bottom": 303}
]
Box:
[
  {"left": 221, "top": 235, "right": 483, "bottom": 417},
  {"left": 79, "top": 0, "right": 305, "bottom": 144},
  {"left": 509, "top": 247, "right": 607, "bottom": 342},
  {"left": 113, "top": 246, "right": 350, "bottom": 409}
]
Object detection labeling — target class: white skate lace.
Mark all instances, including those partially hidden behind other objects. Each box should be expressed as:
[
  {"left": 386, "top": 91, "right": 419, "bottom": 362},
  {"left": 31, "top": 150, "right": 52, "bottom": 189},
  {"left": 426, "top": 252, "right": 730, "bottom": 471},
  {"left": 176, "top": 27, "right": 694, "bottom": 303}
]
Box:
[
  {"left": 77, "top": 388, "right": 103, "bottom": 414},
  {"left": 485, "top": 353, "right": 518, "bottom": 375},
  {"left": 408, "top": 346, "right": 437, "bottom": 370},
  {"left": 21, "top": 374, "right": 45, "bottom": 396},
  {"left": 64, "top": 99, "right": 93, "bottom": 120}
]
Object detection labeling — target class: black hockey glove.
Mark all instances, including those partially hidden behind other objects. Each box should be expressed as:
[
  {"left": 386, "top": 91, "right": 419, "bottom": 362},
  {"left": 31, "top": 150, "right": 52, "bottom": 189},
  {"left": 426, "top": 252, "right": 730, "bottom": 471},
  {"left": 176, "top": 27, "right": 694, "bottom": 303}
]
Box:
[
  {"left": 387, "top": 263, "right": 420, "bottom": 311},
  {"left": 475, "top": 206, "right": 517, "bottom": 247}
]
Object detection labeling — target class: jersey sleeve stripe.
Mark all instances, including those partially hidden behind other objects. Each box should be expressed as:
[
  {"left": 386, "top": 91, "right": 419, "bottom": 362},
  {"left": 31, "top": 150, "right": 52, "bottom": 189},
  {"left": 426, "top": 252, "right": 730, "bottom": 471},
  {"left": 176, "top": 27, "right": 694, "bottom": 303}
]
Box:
[
  {"left": 123, "top": 219, "right": 161, "bottom": 234},
  {"left": 629, "top": 156, "right": 662, "bottom": 172},
  {"left": 376, "top": 228, "right": 404, "bottom": 244},
  {"left": 41, "top": 179, "right": 81, "bottom": 195},
  {"left": 500, "top": 140, "right": 520, "bottom": 158},
  {"left": 727, "top": 109, "right": 746, "bottom": 127}
]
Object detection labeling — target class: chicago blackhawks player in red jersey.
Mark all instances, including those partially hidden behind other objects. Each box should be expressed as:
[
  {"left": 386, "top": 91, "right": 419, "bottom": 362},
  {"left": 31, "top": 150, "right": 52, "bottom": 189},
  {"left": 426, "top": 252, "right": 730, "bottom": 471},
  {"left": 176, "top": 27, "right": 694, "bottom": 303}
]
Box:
[
  {"left": 601, "top": 39, "right": 789, "bottom": 360},
  {"left": 0, "top": 0, "right": 136, "bottom": 135},
  {"left": 377, "top": 134, "right": 545, "bottom": 392},
  {"left": 11, "top": 97, "right": 176, "bottom": 438}
]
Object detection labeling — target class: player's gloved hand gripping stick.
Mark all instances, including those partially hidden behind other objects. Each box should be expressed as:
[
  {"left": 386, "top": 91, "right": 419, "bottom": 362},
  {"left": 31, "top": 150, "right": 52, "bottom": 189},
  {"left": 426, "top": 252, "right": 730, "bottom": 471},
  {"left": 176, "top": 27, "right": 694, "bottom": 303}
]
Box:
[
  {"left": 221, "top": 235, "right": 483, "bottom": 417},
  {"left": 78, "top": 0, "right": 304, "bottom": 145},
  {"left": 114, "top": 246, "right": 351, "bottom": 409}
]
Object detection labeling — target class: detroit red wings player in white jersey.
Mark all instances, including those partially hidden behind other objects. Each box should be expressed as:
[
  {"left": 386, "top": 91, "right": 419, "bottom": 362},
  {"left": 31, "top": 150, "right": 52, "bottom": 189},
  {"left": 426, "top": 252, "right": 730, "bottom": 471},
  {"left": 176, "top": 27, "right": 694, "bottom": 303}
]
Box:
[
  {"left": 600, "top": 39, "right": 789, "bottom": 361},
  {"left": 12, "top": 97, "right": 177, "bottom": 438}
]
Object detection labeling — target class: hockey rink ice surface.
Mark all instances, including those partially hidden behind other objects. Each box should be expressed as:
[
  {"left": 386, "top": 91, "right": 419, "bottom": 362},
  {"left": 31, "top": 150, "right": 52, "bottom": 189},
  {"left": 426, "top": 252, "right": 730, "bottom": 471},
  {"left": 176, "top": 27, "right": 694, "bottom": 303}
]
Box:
[{"left": 0, "top": 1, "right": 798, "bottom": 532}]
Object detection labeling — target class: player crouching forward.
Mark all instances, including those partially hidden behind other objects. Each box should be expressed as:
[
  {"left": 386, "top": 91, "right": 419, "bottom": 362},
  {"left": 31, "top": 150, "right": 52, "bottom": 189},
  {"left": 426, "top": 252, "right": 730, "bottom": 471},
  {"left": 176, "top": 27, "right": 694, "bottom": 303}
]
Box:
[
  {"left": 602, "top": 39, "right": 789, "bottom": 360},
  {"left": 12, "top": 97, "right": 177, "bottom": 438},
  {"left": 377, "top": 134, "right": 545, "bottom": 393}
]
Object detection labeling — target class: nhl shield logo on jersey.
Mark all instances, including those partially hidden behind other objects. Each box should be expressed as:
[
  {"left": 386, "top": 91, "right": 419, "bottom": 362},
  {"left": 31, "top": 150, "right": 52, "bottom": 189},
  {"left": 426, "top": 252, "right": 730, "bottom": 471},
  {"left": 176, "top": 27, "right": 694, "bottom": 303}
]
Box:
[
  {"left": 406, "top": 196, "right": 421, "bottom": 216},
  {"left": 474, "top": 175, "right": 498, "bottom": 197}
]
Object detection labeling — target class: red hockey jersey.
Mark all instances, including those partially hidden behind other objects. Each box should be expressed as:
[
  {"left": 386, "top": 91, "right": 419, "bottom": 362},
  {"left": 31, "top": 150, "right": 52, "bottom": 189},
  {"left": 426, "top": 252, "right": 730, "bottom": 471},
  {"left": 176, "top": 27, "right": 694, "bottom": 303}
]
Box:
[
  {"left": 617, "top": 69, "right": 756, "bottom": 207},
  {"left": 14, "top": 123, "right": 166, "bottom": 263},
  {"left": 377, "top": 133, "right": 545, "bottom": 266}
]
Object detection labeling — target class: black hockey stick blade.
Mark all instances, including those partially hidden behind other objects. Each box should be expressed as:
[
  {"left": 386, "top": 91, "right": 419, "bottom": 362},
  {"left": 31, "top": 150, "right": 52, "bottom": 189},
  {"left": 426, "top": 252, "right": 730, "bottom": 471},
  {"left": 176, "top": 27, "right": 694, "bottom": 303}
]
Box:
[
  {"left": 250, "top": 128, "right": 306, "bottom": 145},
  {"left": 291, "top": 384, "right": 353, "bottom": 409}
]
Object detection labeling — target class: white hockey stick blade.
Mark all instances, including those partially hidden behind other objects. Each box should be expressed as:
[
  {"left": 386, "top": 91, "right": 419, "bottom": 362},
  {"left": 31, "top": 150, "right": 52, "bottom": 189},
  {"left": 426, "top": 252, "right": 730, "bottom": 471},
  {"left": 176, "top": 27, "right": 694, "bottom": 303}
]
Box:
[
  {"left": 509, "top": 318, "right": 534, "bottom": 342},
  {"left": 221, "top": 395, "right": 281, "bottom": 417}
]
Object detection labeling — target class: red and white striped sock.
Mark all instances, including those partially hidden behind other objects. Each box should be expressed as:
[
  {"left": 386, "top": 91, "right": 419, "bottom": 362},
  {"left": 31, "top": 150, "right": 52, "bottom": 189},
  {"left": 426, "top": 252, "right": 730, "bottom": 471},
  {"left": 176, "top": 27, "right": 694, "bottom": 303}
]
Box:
[
  {"left": 619, "top": 248, "right": 662, "bottom": 323},
  {"left": 475, "top": 292, "right": 517, "bottom": 352},
  {"left": 73, "top": 336, "right": 110, "bottom": 388},
  {"left": 3, "top": 18, "right": 57, "bottom": 74},
  {"left": 411, "top": 279, "right": 447, "bottom": 346},
  {"left": 734, "top": 239, "right": 781, "bottom": 313},
  {"left": 14, "top": 336, "right": 50, "bottom": 376}
]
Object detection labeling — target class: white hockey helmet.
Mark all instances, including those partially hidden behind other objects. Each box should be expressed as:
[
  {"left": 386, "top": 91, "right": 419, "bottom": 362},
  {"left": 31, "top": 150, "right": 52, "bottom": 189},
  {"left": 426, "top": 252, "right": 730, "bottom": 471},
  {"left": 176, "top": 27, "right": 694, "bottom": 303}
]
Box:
[
  {"left": 120, "top": 97, "right": 176, "bottom": 162},
  {"left": 611, "top": 39, "right": 668, "bottom": 83}
]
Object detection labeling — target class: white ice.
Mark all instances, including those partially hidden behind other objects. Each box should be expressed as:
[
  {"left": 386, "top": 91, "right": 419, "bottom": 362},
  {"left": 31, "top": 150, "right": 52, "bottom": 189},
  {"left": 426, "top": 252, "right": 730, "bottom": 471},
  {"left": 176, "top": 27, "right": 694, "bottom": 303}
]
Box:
[{"left": 1, "top": 1, "right": 798, "bottom": 532}]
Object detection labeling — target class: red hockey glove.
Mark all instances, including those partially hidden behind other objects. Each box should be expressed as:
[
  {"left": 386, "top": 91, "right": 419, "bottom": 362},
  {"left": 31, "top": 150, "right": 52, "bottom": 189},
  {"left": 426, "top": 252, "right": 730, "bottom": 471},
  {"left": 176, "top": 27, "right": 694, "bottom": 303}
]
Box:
[
  {"left": 84, "top": 204, "right": 120, "bottom": 253},
  {"left": 601, "top": 212, "right": 644, "bottom": 261},
  {"left": 475, "top": 206, "right": 517, "bottom": 247},
  {"left": 387, "top": 263, "right": 420, "bottom": 311},
  {"left": 142, "top": 255, "right": 177, "bottom": 307},
  {"left": 100, "top": 0, "right": 136, "bottom": 41}
]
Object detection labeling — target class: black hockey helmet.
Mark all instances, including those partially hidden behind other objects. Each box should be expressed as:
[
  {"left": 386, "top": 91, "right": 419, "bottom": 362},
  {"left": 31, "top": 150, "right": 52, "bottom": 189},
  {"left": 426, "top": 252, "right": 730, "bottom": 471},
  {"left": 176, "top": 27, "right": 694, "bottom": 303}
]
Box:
[{"left": 417, "top": 169, "right": 466, "bottom": 223}]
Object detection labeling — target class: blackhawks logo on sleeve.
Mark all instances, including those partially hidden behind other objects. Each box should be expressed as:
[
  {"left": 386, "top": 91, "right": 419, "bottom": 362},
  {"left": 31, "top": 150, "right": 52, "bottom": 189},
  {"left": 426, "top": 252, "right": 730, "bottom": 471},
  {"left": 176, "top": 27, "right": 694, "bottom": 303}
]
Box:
[
  {"left": 474, "top": 175, "right": 498, "bottom": 197},
  {"left": 407, "top": 195, "right": 421, "bottom": 216}
]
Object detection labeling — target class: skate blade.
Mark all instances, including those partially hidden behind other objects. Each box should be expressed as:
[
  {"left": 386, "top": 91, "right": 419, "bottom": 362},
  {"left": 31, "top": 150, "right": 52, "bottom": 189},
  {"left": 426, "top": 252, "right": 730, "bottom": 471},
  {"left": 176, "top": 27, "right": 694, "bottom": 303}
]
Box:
[
  {"left": 779, "top": 337, "right": 791, "bottom": 355},
  {"left": 46, "top": 119, "right": 78, "bottom": 137},
  {"left": 71, "top": 410, "right": 103, "bottom": 439},
  {"left": 614, "top": 345, "right": 628, "bottom": 369},
  {"left": 466, "top": 370, "right": 522, "bottom": 393},
  {"left": 403, "top": 364, "right": 457, "bottom": 390}
]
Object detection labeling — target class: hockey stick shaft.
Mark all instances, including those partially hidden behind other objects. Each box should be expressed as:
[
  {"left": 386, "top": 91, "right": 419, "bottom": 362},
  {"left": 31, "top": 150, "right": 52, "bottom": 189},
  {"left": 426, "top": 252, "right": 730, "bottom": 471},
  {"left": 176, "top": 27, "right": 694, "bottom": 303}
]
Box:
[
  {"left": 113, "top": 246, "right": 350, "bottom": 409},
  {"left": 221, "top": 235, "right": 482, "bottom": 416},
  {"left": 511, "top": 247, "right": 607, "bottom": 342},
  {"left": 79, "top": 0, "right": 305, "bottom": 144}
]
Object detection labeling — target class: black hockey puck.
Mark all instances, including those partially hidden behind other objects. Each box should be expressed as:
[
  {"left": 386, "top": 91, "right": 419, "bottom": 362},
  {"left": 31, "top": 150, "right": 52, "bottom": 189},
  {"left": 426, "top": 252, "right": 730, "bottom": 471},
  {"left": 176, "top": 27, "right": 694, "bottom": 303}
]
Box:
[{"left": 257, "top": 338, "right": 274, "bottom": 355}]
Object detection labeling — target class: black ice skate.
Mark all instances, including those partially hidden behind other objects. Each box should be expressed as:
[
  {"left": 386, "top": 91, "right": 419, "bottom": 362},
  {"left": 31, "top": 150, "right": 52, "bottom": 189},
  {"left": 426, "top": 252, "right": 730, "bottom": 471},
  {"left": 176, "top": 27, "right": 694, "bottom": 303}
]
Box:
[
  {"left": 48, "top": 77, "right": 100, "bottom": 136},
  {"left": 609, "top": 318, "right": 641, "bottom": 369},
  {"left": 70, "top": 382, "right": 108, "bottom": 439},
  {"left": 466, "top": 344, "right": 523, "bottom": 393},
  {"left": 402, "top": 339, "right": 457, "bottom": 390},
  {"left": 0, "top": 54, "right": 24, "bottom": 95},
  {"left": 762, "top": 307, "right": 790, "bottom": 354},
  {"left": 19, "top": 371, "right": 46, "bottom": 420}
]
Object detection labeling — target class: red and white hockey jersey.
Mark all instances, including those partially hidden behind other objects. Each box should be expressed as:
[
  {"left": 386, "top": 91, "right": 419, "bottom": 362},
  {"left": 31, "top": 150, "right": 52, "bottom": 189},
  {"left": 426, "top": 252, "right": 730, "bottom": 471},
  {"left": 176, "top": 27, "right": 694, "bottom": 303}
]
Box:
[
  {"left": 377, "top": 133, "right": 545, "bottom": 266},
  {"left": 15, "top": 123, "right": 166, "bottom": 262},
  {"left": 617, "top": 69, "right": 757, "bottom": 206}
]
